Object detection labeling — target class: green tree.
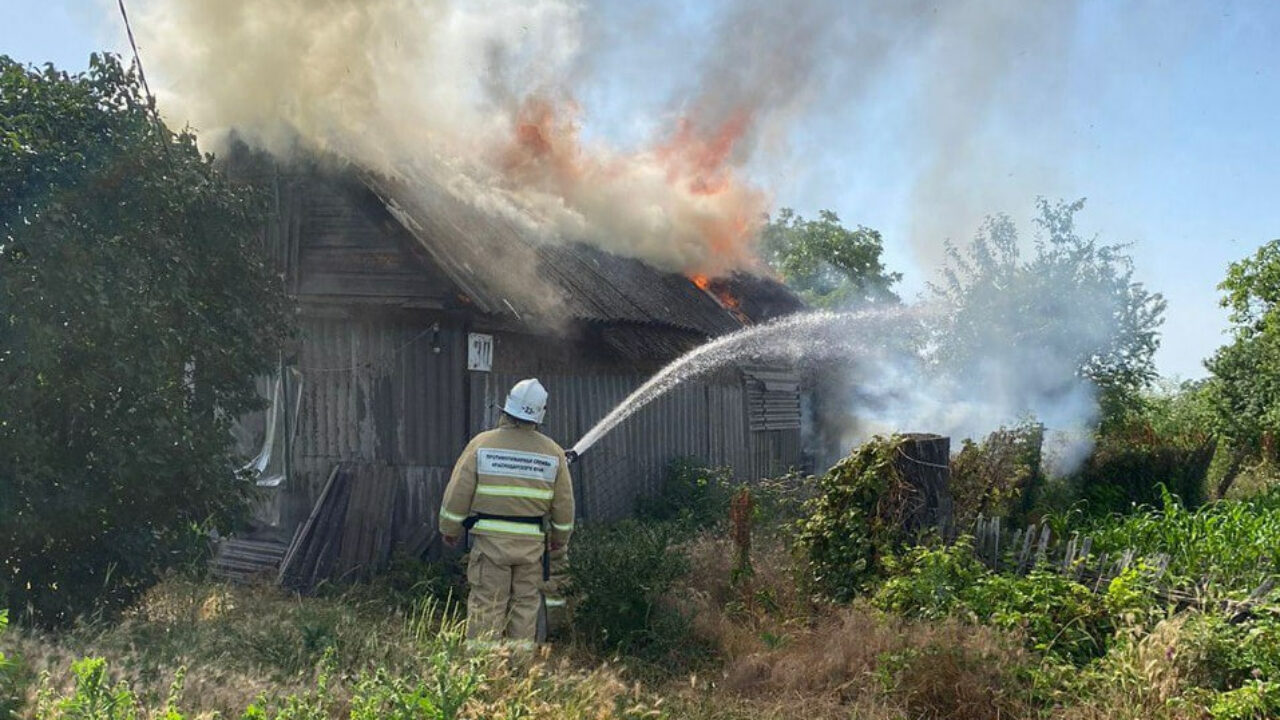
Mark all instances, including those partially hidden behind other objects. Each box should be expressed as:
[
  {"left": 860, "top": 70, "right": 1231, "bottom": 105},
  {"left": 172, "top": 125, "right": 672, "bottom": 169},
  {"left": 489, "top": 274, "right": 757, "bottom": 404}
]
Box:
[
  {"left": 1206, "top": 239, "right": 1280, "bottom": 497},
  {"left": 0, "top": 55, "right": 290, "bottom": 624},
  {"left": 931, "top": 198, "right": 1166, "bottom": 430},
  {"left": 760, "top": 208, "right": 900, "bottom": 308}
]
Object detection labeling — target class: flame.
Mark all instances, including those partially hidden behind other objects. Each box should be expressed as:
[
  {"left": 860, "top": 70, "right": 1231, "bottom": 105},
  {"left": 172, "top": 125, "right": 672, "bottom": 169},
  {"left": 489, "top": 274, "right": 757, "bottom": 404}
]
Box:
[
  {"left": 495, "top": 95, "right": 766, "bottom": 276},
  {"left": 689, "top": 272, "right": 745, "bottom": 318},
  {"left": 656, "top": 111, "right": 751, "bottom": 197}
]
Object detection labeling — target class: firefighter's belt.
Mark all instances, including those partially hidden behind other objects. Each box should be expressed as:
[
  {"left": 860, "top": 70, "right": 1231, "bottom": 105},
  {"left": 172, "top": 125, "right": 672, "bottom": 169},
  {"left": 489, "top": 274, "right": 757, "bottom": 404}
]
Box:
[{"left": 462, "top": 513, "right": 543, "bottom": 530}]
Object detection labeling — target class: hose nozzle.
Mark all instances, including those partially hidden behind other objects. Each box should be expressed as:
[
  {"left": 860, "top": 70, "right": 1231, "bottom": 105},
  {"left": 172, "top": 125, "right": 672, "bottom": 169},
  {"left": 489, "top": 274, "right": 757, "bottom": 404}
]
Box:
[{"left": 565, "top": 449, "right": 580, "bottom": 465}]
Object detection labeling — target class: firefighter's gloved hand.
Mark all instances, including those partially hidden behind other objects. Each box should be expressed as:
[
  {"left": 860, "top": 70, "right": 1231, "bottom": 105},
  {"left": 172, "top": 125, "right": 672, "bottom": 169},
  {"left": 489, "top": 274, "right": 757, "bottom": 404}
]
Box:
[
  {"left": 549, "top": 541, "right": 564, "bottom": 552},
  {"left": 442, "top": 534, "right": 459, "bottom": 548}
]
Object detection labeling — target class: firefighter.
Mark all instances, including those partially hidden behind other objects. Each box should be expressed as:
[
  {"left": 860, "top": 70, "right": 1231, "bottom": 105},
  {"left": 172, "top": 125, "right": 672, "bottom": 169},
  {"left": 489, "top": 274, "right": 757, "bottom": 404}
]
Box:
[{"left": 438, "top": 378, "right": 575, "bottom": 647}]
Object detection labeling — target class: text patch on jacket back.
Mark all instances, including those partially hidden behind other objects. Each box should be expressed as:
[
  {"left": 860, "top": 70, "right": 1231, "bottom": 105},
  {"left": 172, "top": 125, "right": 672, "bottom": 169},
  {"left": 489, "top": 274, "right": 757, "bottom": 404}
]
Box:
[{"left": 477, "top": 449, "right": 558, "bottom": 482}]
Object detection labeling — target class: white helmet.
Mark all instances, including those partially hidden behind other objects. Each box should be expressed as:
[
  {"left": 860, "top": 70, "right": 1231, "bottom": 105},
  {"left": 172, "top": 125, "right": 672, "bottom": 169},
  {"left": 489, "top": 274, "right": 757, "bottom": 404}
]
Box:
[{"left": 503, "top": 378, "right": 548, "bottom": 424}]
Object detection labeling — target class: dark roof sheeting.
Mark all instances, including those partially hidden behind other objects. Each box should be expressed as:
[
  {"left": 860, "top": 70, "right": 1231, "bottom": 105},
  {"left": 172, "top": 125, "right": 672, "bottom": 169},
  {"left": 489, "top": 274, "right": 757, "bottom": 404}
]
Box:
[{"left": 363, "top": 171, "right": 800, "bottom": 336}]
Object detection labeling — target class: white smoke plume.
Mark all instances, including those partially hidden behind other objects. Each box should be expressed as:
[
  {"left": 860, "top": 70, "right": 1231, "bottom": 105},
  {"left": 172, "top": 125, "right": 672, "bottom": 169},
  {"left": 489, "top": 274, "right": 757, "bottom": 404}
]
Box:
[
  {"left": 815, "top": 205, "right": 1160, "bottom": 475},
  {"left": 131, "top": 0, "right": 1100, "bottom": 275},
  {"left": 131, "top": 0, "right": 1165, "bottom": 465},
  {"left": 133, "top": 0, "right": 775, "bottom": 275}
]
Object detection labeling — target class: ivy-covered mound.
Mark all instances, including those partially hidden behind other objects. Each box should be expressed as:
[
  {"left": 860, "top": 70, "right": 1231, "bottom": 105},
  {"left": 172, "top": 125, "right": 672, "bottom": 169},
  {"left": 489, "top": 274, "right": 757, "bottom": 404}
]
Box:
[{"left": 797, "top": 436, "right": 919, "bottom": 601}]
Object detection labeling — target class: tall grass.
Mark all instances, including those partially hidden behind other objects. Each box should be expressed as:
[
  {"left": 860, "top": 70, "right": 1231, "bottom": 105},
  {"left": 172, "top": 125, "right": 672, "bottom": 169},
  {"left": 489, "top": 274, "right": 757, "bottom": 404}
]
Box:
[{"left": 11, "top": 579, "right": 675, "bottom": 720}]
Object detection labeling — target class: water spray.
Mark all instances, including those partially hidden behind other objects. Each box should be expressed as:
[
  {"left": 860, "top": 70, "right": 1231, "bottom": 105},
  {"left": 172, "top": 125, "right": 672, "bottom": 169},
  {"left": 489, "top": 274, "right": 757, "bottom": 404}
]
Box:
[{"left": 563, "top": 307, "right": 921, "bottom": 462}]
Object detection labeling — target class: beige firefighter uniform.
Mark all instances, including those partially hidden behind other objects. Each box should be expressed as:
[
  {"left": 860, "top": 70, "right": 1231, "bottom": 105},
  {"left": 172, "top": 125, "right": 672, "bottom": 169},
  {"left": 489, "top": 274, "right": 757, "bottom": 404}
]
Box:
[{"left": 439, "top": 414, "right": 575, "bottom": 643}]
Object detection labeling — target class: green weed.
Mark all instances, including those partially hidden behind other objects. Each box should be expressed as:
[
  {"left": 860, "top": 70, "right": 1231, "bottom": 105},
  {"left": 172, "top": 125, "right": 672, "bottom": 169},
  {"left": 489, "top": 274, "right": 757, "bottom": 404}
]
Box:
[
  {"left": 1087, "top": 488, "right": 1280, "bottom": 593},
  {"left": 568, "top": 520, "right": 703, "bottom": 664}
]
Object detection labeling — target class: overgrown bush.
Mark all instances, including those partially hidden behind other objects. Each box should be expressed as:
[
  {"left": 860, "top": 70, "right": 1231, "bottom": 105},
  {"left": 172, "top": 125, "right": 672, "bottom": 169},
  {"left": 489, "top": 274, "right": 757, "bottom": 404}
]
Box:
[
  {"left": 1177, "top": 611, "right": 1280, "bottom": 696},
  {"left": 950, "top": 423, "right": 1045, "bottom": 527},
  {"left": 0, "top": 610, "right": 21, "bottom": 720},
  {"left": 749, "top": 471, "right": 816, "bottom": 539},
  {"left": 0, "top": 55, "right": 291, "bottom": 625},
  {"left": 35, "top": 656, "right": 144, "bottom": 720},
  {"left": 637, "top": 458, "right": 733, "bottom": 531},
  {"left": 796, "top": 436, "right": 917, "bottom": 601},
  {"left": 1075, "top": 428, "right": 1215, "bottom": 514},
  {"left": 568, "top": 520, "right": 701, "bottom": 663},
  {"left": 873, "top": 540, "right": 1156, "bottom": 666},
  {"left": 347, "top": 663, "right": 480, "bottom": 720}
]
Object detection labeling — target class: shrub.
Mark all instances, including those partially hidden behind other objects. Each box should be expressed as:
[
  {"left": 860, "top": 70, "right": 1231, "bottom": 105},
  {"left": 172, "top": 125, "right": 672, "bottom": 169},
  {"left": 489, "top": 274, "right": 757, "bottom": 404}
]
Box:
[
  {"left": 35, "top": 657, "right": 141, "bottom": 720},
  {"left": 873, "top": 541, "right": 1140, "bottom": 666},
  {"left": 1207, "top": 680, "right": 1280, "bottom": 720},
  {"left": 950, "top": 423, "right": 1045, "bottom": 527},
  {"left": 796, "top": 436, "right": 917, "bottom": 601},
  {"left": 567, "top": 520, "right": 699, "bottom": 662},
  {"left": 0, "top": 610, "right": 21, "bottom": 720},
  {"left": 1177, "top": 610, "right": 1280, "bottom": 694},
  {"left": 348, "top": 622, "right": 480, "bottom": 720},
  {"left": 638, "top": 458, "right": 733, "bottom": 531},
  {"left": 1074, "top": 428, "right": 1215, "bottom": 515},
  {"left": 749, "top": 471, "right": 816, "bottom": 537},
  {"left": 873, "top": 539, "right": 990, "bottom": 619},
  {"left": 0, "top": 55, "right": 291, "bottom": 625},
  {"left": 348, "top": 667, "right": 477, "bottom": 720}
]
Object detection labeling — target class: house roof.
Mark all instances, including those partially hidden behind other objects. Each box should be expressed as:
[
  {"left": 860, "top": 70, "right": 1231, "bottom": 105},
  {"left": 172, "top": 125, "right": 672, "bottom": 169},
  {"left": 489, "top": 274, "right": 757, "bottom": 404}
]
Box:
[{"left": 362, "top": 171, "right": 804, "bottom": 338}]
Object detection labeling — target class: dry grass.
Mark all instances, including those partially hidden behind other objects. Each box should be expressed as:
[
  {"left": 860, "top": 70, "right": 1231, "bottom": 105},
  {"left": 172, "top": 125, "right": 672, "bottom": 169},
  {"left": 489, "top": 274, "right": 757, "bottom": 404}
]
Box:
[
  {"left": 666, "top": 534, "right": 1042, "bottom": 720},
  {"left": 6, "top": 579, "right": 393, "bottom": 717},
  {"left": 7, "top": 531, "right": 1262, "bottom": 720},
  {"left": 1048, "top": 614, "right": 1236, "bottom": 720},
  {"left": 675, "top": 535, "right": 816, "bottom": 662},
  {"left": 5, "top": 578, "right": 661, "bottom": 719},
  {"left": 719, "top": 605, "right": 1035, "bottom": 720}
]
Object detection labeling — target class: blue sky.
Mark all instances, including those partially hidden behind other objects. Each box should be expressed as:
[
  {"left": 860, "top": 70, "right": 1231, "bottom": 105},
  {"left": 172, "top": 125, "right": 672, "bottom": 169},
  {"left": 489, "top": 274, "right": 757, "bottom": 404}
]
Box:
[{"left": 4, "top": 0, "right": 1278, "bottom": 380}]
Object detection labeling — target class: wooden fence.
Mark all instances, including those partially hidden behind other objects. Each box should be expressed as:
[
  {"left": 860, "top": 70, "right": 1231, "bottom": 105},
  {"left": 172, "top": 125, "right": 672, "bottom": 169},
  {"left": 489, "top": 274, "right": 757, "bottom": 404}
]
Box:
[{"left": 971, "top": 515, "right": 1275, "bottom": 619}]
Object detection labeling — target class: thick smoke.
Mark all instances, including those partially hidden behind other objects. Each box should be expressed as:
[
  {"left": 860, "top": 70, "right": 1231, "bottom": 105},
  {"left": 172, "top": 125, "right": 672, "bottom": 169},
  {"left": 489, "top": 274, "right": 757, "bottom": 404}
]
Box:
[
  {"left": 133, "top": 0, "right": 776, "bottom": 274},
  {"left": 132, "top": 0, "right": 1092, "bottom": 273},
  {"left": 133, "top": 0, "right": 1159, "bottom": 463}
]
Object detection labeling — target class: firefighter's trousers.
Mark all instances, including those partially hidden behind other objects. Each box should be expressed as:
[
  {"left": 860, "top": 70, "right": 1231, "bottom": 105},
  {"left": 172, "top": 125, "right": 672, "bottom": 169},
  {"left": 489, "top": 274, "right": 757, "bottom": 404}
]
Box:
[
  {"left": 466, "top": 536, "right": 542, "bottom": 643},
  {"left": 541, "top": 544, "right": 571, "bottom": 638}
]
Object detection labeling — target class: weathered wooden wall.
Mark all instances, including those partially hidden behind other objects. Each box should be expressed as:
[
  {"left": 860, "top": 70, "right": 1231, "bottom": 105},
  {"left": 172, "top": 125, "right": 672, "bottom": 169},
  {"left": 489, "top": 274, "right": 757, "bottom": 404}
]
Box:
[
  {"left": 277, "top": 314, "right": 804, "bottom": 538},
  {"left": 286, "top": 311, "right": 467, "bottom": 529},
  {"left": 469, "top": 370, "right": 768, "bottom": 523}
]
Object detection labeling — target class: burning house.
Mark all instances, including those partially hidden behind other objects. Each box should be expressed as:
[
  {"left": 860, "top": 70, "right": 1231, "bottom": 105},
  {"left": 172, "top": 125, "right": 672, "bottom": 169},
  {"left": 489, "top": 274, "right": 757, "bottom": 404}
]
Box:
[{"left": 219, "top": 152, "right": 807, "bottom": 584}]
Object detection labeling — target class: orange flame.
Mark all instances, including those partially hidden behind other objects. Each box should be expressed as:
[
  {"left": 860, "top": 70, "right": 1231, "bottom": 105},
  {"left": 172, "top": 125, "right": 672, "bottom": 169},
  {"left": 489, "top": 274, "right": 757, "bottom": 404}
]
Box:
[
  {"left": 657, "top": 111, "right": 751, "bottom": 197},
  {"left": 690, "top": 272, "right": 745, "bottom": 318},
  {"left": 495, "top": 95, "right": 766, "bottom": 276}
]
